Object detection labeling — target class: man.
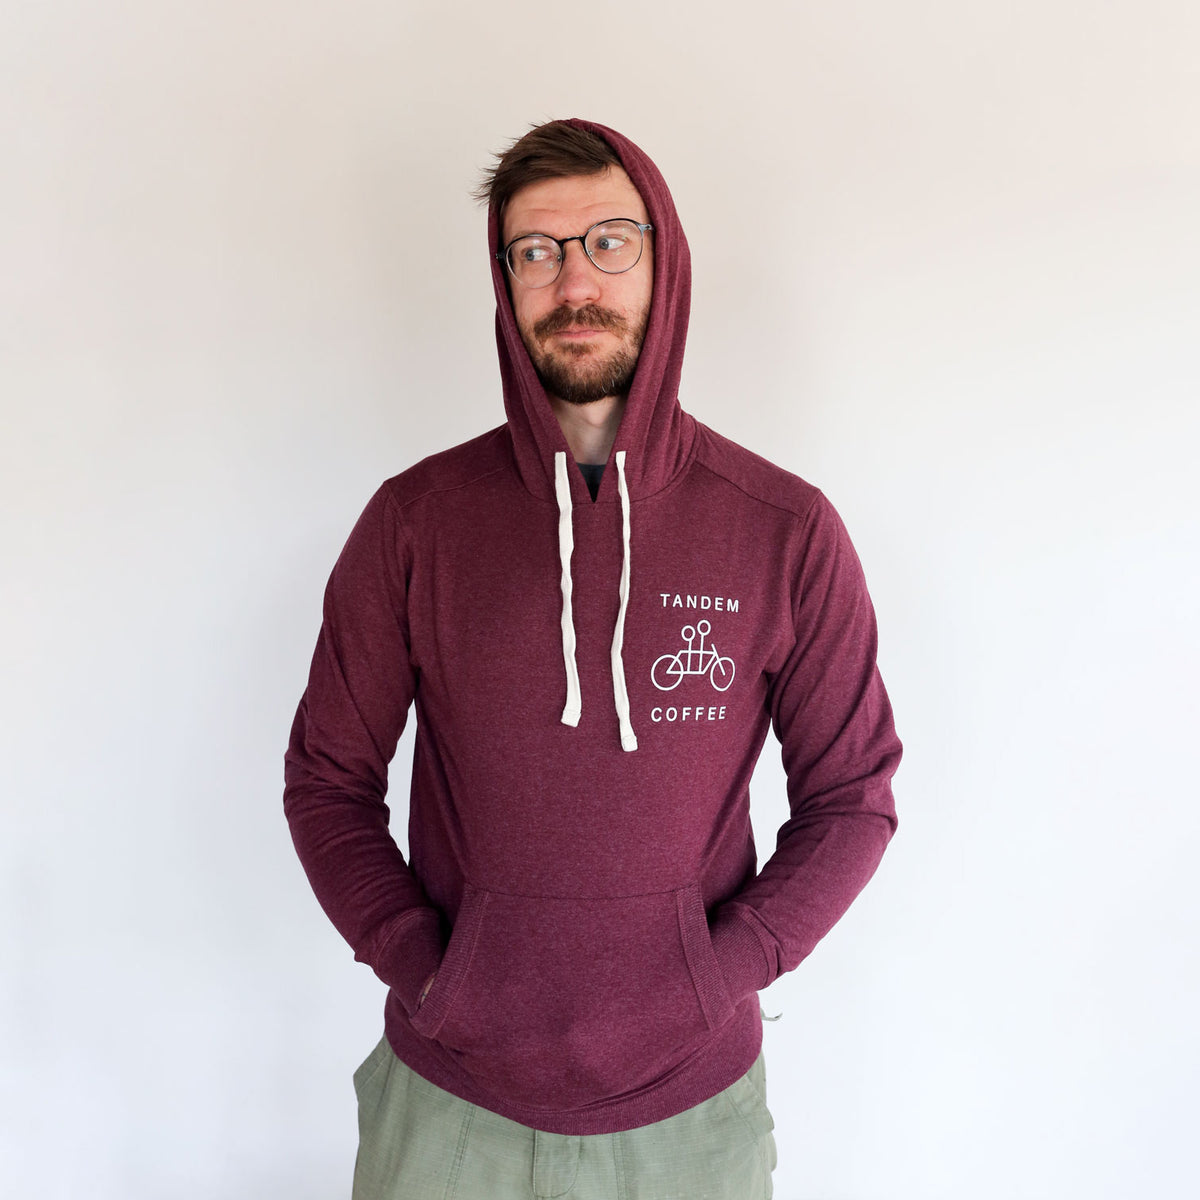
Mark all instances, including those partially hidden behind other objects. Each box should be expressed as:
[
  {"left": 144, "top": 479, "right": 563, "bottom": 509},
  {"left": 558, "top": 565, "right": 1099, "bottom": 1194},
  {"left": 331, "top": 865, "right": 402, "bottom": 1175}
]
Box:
[{"left": 284, "top": 119, "right": 901, "bottom": 1199}]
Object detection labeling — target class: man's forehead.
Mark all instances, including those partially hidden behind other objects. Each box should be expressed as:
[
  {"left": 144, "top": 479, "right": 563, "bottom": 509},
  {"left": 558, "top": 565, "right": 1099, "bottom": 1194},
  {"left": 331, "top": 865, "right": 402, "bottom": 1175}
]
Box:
[{"left": 502, "top": 166, "right": 649, "bottom": 242}]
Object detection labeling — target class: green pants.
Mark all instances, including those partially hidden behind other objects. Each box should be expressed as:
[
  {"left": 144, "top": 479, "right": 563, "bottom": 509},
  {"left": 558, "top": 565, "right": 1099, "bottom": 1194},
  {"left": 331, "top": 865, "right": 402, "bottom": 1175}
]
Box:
[{"left": 351, "top": 1037, "right": 776, "bottom": 1199}]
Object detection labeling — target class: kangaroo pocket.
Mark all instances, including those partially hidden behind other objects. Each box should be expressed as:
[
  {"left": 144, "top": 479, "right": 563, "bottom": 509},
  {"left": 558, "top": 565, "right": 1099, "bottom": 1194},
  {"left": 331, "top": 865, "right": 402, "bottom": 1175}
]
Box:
[{"left": 408, "top": 881, "right": 734, "bottom": 1111}]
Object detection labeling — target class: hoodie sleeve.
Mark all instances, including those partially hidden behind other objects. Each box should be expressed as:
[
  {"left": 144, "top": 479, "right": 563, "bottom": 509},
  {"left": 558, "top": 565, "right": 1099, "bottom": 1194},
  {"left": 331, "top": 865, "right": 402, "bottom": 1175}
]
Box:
[
  {"left": 709, "top": 491, "right": 902, "bottom": 1002},
  {"left": 283, "top": 483, "right": 445, "bottom": 1016}
]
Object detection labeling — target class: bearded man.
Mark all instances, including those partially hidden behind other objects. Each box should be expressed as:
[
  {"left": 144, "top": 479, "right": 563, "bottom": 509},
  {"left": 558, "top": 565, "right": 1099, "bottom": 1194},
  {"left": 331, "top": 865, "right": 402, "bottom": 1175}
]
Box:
[{"left": 284, "top": 119, "right": 901, "bottom": 1199}]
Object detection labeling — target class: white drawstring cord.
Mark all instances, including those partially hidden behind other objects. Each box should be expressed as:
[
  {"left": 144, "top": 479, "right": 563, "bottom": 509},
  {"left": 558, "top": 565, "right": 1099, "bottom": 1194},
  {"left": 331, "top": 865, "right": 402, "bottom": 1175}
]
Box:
[
  {"left": 554, "top": 450, "right": 638, "bottom": 750},
  {"left": 554, "top": 452, "right": 581, "bottom": 727},
  {"left": 611, "top": 451, "right": 638, "bottom": 751}
]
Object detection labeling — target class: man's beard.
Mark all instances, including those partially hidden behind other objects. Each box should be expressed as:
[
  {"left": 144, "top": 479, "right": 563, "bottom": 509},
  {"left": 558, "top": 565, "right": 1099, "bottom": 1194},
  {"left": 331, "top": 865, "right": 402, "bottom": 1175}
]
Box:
[{"left": 524, "top": 303, "right": 650, "bottom": 406}]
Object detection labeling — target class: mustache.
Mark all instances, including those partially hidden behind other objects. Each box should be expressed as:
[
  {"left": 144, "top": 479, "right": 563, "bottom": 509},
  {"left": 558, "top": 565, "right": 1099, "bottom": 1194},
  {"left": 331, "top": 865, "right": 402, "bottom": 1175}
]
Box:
[{"left": 533, "top": 304, "right": 628, "bottom": 339}]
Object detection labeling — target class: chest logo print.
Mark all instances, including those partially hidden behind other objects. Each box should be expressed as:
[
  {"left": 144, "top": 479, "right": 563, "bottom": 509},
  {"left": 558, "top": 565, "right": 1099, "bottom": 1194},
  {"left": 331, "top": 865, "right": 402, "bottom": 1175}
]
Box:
[{"left": 651, "top": 620, "right": 736, "bottom": 692}]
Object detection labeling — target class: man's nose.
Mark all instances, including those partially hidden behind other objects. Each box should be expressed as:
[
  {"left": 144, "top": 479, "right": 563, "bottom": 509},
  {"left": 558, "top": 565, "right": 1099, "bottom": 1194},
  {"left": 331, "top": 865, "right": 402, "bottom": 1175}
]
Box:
[{"left": 554, "top": 239, "right": 602, "bottom": 306}]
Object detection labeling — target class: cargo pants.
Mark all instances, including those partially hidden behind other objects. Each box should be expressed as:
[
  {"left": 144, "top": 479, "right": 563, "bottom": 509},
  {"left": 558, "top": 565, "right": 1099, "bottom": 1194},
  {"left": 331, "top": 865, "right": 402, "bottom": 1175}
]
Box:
[{"left": 351, "top": 1037, "right": 776, "bottom": 1199}]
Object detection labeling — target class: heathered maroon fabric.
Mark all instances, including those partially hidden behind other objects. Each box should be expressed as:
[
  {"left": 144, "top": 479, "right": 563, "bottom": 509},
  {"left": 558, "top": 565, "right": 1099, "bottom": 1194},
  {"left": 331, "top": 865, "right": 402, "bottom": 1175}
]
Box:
[{"left": 284, "top": 120, "right": 902, "bottom": 1135}]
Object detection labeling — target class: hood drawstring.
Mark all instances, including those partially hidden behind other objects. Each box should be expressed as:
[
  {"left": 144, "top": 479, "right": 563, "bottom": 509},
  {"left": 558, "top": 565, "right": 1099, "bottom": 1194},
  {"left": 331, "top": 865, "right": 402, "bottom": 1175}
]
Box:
[
  {"left": 611, "top": 452, "right": 638, "bottom": 751},
  {"left": 554, "top": 452, "right": 582, "bottom": 728},
  {"left": 553, "top": 451, "right": 638, "bottom": 752}
]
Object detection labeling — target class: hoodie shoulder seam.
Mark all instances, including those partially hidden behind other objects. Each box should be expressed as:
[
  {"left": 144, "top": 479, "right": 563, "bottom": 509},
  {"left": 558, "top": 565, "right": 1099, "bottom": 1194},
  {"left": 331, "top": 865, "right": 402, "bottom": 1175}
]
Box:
[
  {"left": 690, "top": 456, "right": 824, "bottom": 525},
  {"left": 379, "top": 428, "right": 514, "bottom": 511},
  {"left": 383, "top": 463, "right": 511, "bottom": 511}
]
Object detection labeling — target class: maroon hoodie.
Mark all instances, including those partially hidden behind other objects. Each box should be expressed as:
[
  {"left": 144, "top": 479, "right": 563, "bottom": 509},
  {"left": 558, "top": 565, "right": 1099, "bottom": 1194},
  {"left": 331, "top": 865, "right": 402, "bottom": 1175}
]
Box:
[{"left": 284, "top": 119, "right": 901, "bottom": 1135}]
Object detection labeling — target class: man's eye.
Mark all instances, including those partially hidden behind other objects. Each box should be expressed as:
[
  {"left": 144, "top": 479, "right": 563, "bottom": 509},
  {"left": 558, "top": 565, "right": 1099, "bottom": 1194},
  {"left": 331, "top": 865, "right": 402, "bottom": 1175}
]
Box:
[
  {"left": 594, "top": 236, "right": 628, "bottom": 253},
  {"left": 521, "top": 244, "right": 554, "bottom": 263}
]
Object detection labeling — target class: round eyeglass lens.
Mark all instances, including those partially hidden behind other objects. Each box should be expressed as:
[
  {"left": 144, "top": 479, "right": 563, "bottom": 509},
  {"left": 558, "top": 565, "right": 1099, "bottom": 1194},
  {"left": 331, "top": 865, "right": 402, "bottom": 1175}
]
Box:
[
  {"left": 584, "top": 220, "right": 645, "bottom": 273},
  {"left": 507, "top": 237, "right": 561, "bottom": 287}
]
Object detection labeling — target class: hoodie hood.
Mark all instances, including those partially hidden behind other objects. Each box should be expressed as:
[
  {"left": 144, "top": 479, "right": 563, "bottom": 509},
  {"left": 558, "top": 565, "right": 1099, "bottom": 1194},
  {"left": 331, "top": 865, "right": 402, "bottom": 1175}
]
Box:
[{"left": 488, "top": 119, "right": 696, "bottom": 504}]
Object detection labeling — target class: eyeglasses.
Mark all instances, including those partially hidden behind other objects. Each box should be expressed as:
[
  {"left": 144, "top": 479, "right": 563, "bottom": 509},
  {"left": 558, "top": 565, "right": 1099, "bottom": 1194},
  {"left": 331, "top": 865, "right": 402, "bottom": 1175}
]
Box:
[{"left": 497, "top": 218, "right": 654, "bottom": 288}]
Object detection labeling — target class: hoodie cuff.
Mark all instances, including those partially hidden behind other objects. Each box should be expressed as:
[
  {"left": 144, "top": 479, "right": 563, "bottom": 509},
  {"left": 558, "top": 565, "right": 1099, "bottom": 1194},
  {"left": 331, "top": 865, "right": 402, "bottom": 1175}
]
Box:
[
  {"left": 709, "top": 907, "right": 774, "bottom": 1002},
  {"left": 374, "top": 908, "right": 447, "bottom": 1017}
]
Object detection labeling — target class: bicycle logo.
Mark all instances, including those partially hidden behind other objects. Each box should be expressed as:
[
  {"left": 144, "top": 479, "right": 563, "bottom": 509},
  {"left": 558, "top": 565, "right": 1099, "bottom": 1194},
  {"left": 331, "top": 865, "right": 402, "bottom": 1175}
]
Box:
[{"left": 651, "top": 620, "right": 736, "bottom": 692}]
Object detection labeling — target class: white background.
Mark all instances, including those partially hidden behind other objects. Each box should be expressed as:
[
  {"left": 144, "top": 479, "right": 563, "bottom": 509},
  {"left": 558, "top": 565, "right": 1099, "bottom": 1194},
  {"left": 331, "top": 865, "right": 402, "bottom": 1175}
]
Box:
[{"left": 3, "top": 2, "right": 1197, "bottom": 1197}]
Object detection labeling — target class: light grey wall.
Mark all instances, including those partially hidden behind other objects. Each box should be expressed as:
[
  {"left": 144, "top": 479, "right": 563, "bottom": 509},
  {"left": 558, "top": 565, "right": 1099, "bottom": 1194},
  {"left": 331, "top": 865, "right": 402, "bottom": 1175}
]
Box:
[{"left": 3, "top": 3, "right": 1197, "bottom": 1197}]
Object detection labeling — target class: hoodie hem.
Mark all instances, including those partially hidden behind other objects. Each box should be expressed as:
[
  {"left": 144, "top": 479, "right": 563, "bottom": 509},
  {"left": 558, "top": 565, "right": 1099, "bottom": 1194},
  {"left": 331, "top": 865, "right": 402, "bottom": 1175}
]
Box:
[{"left": 382, "top": 990, "right": 764, "bottom": 1135}]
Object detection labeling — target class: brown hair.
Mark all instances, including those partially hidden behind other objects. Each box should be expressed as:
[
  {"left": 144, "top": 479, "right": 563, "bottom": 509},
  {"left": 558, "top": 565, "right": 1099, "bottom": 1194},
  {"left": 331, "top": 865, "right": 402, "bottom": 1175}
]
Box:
[{"left": 475, "top": 120, "right": 621, "bottom": 218}]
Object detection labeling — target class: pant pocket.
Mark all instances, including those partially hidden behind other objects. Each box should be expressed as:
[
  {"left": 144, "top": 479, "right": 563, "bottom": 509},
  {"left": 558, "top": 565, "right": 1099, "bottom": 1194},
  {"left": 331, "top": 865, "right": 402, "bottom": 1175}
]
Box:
[
  {"left": 723, "top": 1054, "right": 776, "bottom": 1147},
  {"left": 351, "top": 1035, "right": 393, "bottom": 1101}
]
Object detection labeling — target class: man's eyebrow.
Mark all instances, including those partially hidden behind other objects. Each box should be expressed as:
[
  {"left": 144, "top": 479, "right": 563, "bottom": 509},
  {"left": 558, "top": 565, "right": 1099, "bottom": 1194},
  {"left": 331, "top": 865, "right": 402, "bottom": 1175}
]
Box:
[
  {"left": 504, "top": 216, "right": 646, "bottom": 243},
  {"left": 500, "top": 221, "right": 552, "bottom": 242}
]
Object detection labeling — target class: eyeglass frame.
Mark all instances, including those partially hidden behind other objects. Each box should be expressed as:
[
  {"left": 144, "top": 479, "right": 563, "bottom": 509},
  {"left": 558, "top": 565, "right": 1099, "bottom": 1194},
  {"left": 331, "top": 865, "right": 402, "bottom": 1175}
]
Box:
[{"left": 495, "top": 219, "right": 654, "bottom": 287}]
